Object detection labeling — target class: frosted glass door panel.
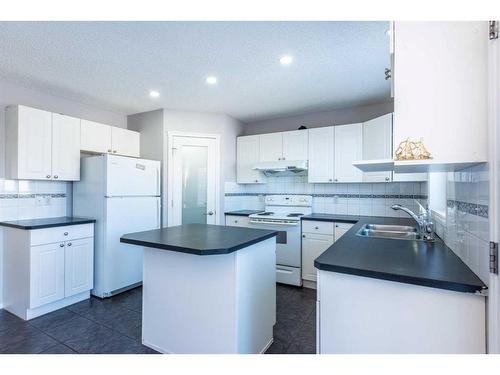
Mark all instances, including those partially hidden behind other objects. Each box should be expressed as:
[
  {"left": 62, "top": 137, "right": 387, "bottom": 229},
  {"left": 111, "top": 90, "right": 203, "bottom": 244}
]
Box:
[{"left": 181, "top": 145, "right": 208, "bottom": 224}]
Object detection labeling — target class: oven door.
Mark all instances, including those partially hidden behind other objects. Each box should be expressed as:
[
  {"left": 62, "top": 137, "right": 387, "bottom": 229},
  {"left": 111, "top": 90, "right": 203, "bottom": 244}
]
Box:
[{"left": 248, "top": 220, "right": 301, "bottom": 267}]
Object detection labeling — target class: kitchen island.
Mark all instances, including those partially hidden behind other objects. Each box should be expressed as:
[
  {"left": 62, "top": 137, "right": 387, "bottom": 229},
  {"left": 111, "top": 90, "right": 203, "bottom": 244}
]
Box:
[{"left": 120, "top": 223, "right": 277, "bottom": 354}]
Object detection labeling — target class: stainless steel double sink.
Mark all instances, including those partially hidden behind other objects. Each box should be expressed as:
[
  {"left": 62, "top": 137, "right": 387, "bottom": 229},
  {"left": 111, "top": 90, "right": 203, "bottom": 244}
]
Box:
[{"left": 356, "top": 224, "right": 425, "bottom": 241}]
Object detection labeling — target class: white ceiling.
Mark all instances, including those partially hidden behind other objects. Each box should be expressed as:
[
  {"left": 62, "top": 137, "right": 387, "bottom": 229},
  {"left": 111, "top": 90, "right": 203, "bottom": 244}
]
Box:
[{"left": 0, "top": 21, "right": 391, "bottom": 123}]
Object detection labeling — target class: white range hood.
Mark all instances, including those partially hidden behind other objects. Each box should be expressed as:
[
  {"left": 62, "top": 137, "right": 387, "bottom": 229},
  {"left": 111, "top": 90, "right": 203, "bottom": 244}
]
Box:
[{"left": 252, "top": 160, "right": 308, "bottom": 176}]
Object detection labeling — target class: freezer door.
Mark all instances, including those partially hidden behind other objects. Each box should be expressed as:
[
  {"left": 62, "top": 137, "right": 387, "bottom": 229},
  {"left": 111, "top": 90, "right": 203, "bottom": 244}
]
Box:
[
  {"left": 102, "top": 196, "right": 161, "bottom": 295},
  {"left": 105, "top": 155, "right": 161, "bottom": 196}
]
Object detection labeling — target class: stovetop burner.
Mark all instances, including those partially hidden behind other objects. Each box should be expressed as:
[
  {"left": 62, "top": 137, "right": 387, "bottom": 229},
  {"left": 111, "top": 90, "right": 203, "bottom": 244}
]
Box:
[{"left": 257, "top": 212, "right": 274, "bottom": 216}]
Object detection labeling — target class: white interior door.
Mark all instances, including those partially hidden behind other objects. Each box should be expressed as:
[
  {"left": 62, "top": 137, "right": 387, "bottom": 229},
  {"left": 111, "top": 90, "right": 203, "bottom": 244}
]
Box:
[{"left": 169, "top": 134, "right": 219, "bottom": 226}]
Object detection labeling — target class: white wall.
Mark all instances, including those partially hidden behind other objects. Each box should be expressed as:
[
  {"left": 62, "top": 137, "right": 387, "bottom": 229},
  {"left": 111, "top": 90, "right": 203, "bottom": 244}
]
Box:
[
  {"left": 0, "top": 79, "right": 128, "bottom": 308},
  {"left": 242, "top": 101, "right": 393, "bottom": 135}
]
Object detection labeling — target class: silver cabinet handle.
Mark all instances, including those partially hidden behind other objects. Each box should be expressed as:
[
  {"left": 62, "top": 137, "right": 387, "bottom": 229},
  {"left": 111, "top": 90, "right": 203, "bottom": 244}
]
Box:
[
  {"left": 54, "top": 175, "right": 58, "bottom": 179},
  {"left": 46, "top": 175, "right": 51, "bottom": 179},
  {"left": 328, "top": 178, "right": 333, "bottom": 182},
  {"left": 302, "top": 234, "right": 306, "bottom": 238},
  {"left": 334, "top": 178, "right": 338, "bottom": 182},
  {"left": 59, "top": 243, "right": 64, "bottom": 247},
  {"left": 315, "top": 226, "right": 319, "bottom": 230},
  {"left": 64, "top": 232, "right": 68, "bottom": 236},
  {"left": 67, "top": 242, "right": 72, "bottom": 246},
  {"left": 113, "top": 150, "right": 117, "bottom": 153},
  {"left": 206, "top": 211, "right": 214, "bottom": 216},
  {"left": 235, "top": 220, "right": 238, "bottom": 224},
  {"left": 385, "top": 177, "right": 390, "bottom": 181},
  {"left": 335, "top": 224, "right": 339, "bottom": 228},
  {"left": 108, "top": 149, "right": 112, "bottom": 153},
  {"left": 254, "top": 179, "right": 259, "bottom": 183}
]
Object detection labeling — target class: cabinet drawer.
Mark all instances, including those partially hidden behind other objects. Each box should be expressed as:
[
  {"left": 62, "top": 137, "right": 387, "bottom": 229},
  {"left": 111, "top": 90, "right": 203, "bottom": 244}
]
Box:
[
  {"left": 225, "top": 215, "right": 250, "bottom": 227},
  {"left": 30, "top": 224, "right": 94, "bottom": 246},
  {"left": 302, "top": 220, "right": 334, "bottom": 235}
]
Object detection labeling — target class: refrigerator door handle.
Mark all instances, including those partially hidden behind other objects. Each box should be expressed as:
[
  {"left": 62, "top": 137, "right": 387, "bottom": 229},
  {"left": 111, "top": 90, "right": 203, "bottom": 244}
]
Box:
[
  {"left": 156, "top": 167, "right": 161, "bottom": 196},
  {"left": 157, "top": 199, "right": 161, "bottom": 228}
]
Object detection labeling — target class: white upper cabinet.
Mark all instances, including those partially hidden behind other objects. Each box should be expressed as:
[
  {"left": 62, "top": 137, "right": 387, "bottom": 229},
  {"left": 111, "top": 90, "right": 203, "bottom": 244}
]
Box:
[
  {"left": 52, "top": 113, "right": 81, "bottom": 181},
  {"left": 308, "top": 126, "right": 334, "bottom": 183},
  {"left": 259, "top": 130, "right": 308, "bottom": 162},
  {"left": 282, "top": 130, "right": 308, "bottom": 161},
  {"left": 393, "top": 21, "right": 487, "bottom": 164},
  {"left": 6, "top": 105, "right": 52, "bottom": 180},
  {"left": 362, "top": 114, "right": 392, "bottom": 182},
  {"left": 237, "top": 135, "right": 265, "bottom": 183},
  {"left": 334, "top": 124, "right": 363, "bottom": 182},
  {"left": 111, "top": 127, "right": 140, "bottom": 157},
  {"left": 259, "top": 132, "right": 283, "bottom": 162},
  {"left": 81, "top": 120, "right": 140, "bottom": 157},
  {"left": 80, "top": 119, "right": 113, "bottom": 154},
  {"left": 6, "top": 105, "right": 80, "bottom": 181}
]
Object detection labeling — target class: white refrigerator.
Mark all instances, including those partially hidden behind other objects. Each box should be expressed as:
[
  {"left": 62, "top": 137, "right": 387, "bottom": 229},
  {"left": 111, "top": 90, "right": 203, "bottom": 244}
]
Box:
[{"left": 73, "top": 154, "right": 161, "bottom": 298}]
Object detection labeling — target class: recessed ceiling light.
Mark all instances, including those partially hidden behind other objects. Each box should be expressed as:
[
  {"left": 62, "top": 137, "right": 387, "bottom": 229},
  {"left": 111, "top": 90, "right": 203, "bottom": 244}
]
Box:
[
  {"left": 149, "top": 90, "right": 160, "bottom": 98},
  {"left": 206, "top": 76, "right": 218, "bottom": 85},
  {"left": 279, "top": 55, "right": 293, "bottom": 66}
]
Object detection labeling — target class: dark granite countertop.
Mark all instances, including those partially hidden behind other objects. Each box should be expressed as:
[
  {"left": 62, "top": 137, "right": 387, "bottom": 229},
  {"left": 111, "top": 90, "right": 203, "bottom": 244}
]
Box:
[
  {"left": 305, "top": 214, "right": 487, "bottom": 294},
  {"left": 225, "top": 210, "right": 264, "bottom": 216},
  {"left": 0, "top": 216, "right": 96, "bottom": 230},
  {"left": 120, "top": 223, "right": 278, "bottom": 255}
]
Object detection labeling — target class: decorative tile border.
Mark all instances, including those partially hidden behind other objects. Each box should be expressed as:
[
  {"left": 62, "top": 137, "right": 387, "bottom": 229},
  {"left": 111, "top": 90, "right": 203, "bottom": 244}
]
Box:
[
  {"left": 0, "top": 193, "right": 66, "bottom": 199},
  {"left": 447, "top": 199, "right": 488, "bottom": 218},
  {"left": 225, "top": 192, "right": 428, "bottom": 200}
]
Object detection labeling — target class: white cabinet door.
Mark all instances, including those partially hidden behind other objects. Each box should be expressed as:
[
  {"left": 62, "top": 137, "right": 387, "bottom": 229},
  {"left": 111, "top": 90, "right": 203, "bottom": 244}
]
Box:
[
  {"left": 237, "top": 136, "right": 265, "bottom": 183},
  {"left": 302, "top": 233, "right": 334, "bottom": 282},
  {"left": 308, "top": 127, "right": 335, "bottom": 183},
  {"left": 80, "top": 119, "right": 112, "bottom": 153},
  {"left": 12, "top": 105, "right": 53, "bottom": 180},
  {"left": 30, "top": 242, "right": 65, "bottom": 308},
  {"left": 259, "top": 133, "right": 283, "bottom": 162},
  {"left": 111, "top": 127, "right": 140, "bottom": 157},
  {"left": 64, "top": 238, "right": 94, "bottom": 297},
  {"left": 282, "top": 130, "right": 308, "bottom": 161},
  {"left": 225, "top": 215, "right": 250, "bottom": 227},
  {"left": 51, "top": 113, "right": 81, "bottom": 181},
  {"left": 334, "top": 223, "right": 353, "bottom": 240},
  {"left": 362, "top": 114, "right": 392, "bottom": 183},
  {"left": 334, "top": 124, "right": 363, "bottom": 182},
  {"left": 394, "top": 22, "right": 487, "bottom": 164}
]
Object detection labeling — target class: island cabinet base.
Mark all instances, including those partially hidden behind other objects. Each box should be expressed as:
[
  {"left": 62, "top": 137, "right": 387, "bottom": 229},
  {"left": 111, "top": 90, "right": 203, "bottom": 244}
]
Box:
[
  {"left": 317, "top": 271, "right": 486, "bottom": 354},
  {"left": 142, "top": 237, "right": 276, "bottom": 354}
]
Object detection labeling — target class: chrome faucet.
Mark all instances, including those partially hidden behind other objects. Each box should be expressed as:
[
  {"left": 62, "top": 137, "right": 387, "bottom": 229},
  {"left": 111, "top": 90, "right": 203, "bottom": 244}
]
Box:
[{"left": 391, "top": 201, "right": 434, "bottom": 241}]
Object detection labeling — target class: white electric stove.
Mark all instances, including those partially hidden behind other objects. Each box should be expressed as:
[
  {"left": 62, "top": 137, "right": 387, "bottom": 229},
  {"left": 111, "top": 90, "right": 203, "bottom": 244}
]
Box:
[{"left": 248, "top": 195, "right": 312, "bottom": 286}]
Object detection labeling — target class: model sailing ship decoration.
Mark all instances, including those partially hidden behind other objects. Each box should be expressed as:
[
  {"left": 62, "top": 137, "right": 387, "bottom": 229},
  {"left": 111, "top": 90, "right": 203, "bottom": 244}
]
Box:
[{"left": 395, "top": 138, "right": 432, "bottom": 161}]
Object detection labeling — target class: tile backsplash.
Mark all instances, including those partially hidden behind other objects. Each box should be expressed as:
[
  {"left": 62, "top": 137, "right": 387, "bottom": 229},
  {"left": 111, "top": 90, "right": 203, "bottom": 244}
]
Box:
[
  {"left": 440, "top": 164, "right": 490, "bottom": 285},
  {"left": 224, "top": 176, "right": 427, "bottom": 218},
  {"left": 0, "top": 179, "right": 68, "bottom": 221}
]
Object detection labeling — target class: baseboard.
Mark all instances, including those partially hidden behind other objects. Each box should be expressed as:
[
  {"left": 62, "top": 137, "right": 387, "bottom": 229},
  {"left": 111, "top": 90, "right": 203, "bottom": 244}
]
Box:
[{"left": 260, "top": 337, "right": 274, "bottom": 354}]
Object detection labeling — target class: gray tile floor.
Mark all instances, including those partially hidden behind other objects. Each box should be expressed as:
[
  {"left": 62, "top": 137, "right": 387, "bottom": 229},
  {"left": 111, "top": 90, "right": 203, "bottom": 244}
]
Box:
[
  {"left": 0, "top": 284, "right": 316, "bottom": 354},
  {"left": 265, "top": 284, "right": 316, "bottom": 354}
]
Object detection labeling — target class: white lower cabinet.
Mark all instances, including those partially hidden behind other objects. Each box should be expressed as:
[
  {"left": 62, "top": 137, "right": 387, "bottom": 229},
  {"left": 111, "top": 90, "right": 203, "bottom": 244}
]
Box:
[
  {"left": 30, "top": 242, "right": 65, "bottom": 308},
  {"left": 302, "top": 233, "right": 334, "bottom": 282},
  {"left": 302, "top": 220, "right": 354, "bottom": 284},
  {"left": 3, "top": 223, "right": 94, "bottom": 320},
  {"left": 64, "top": 237, "right": 94, "bottom": 297}
]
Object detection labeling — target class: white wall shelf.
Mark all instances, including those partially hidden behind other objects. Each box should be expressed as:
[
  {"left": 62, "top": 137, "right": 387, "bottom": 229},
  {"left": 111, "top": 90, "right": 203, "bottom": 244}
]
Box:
[{"left": 352, "top": 159, "right": 487, "bottom": 173}]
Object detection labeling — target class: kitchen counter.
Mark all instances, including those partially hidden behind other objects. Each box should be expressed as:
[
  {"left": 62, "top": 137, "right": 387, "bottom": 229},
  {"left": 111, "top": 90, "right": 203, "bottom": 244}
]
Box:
[
  {"left": 120, "top": 223, "right": 277, "bottom": 354},
  {"left": 306, "top": 214, "right": 486, "bottom": 293},
  {"left": 120, "top": 223, "right": 277, "bottom": 255},
  {"left": 0, "top": 216, "right": 96, "bottom": 230},
  {"left": 225, "top": 210, "right": 263, "bottom": 216}
]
